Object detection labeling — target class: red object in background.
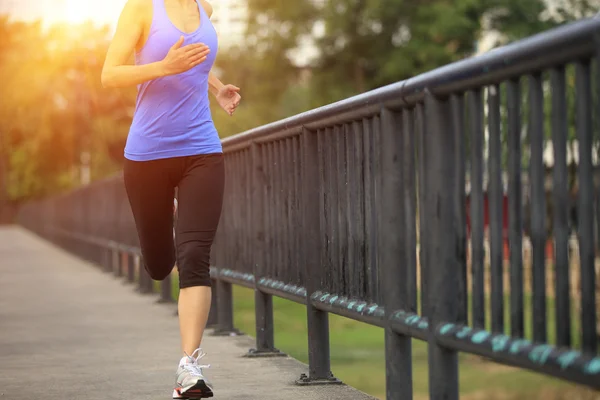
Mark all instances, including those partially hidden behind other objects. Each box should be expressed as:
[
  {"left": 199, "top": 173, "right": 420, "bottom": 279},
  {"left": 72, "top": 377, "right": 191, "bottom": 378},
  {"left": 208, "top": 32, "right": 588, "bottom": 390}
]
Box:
[
  {"left": 465, "top": 194, "right": 554, "bottom": 261},
  {"left": 465, "top": 194, "right": 509, "bottom": 237}
]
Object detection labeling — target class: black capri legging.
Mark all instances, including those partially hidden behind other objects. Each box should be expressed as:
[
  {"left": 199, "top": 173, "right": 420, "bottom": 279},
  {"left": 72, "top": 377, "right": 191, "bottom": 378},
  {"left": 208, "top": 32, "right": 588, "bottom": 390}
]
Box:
[{"left": 123, "top": 153, "right": 225, "bottom": 288}]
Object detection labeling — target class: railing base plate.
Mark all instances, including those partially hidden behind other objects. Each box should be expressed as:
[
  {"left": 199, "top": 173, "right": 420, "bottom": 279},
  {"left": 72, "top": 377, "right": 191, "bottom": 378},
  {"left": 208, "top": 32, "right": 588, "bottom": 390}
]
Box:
[
  {"left": 295, "top": 373, "right": 342, "bottom": 386},
  {"left": 244, "top": 348, "right": 287, "bottom": 358},
  {"left": 210, "top": 328, "right": 243, "bottom": 337}
]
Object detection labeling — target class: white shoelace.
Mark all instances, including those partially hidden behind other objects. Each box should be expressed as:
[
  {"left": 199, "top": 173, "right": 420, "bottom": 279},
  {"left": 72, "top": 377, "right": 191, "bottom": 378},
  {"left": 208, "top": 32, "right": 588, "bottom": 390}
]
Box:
[{"left": 183, "top": 348, "right": 211, "bottom": 377}]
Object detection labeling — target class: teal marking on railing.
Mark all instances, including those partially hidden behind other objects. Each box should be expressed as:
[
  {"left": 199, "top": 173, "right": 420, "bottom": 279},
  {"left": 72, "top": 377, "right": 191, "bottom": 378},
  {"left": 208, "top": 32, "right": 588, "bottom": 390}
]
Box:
[
  {"left": 584, "top": 358, "right": 600, "bottom": 375},
  {"left": 509, "top": 339, "right": 531, "bottom": 355},
  {"left": 557, "top": 351, "right": 579, "bottom": 370},
  {"left": 491, "top": 335, "right": 510, "bottom": 352},
  {"left": 528, "top": 345, "right": 553, "bottom": 365},
  {"left": 471, "top": 331, "right": 490, "bottom": 344},
  {"left": 439, "top": 323, "right": 454, "bottom": 335},
  {"left": 456, "top": 326, "right": 471, "bottom": 339}
]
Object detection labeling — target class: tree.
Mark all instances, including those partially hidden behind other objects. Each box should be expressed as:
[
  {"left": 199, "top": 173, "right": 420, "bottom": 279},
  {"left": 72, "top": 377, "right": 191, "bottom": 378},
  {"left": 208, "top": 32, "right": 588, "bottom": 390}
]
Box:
[
  {"left": 239, "top": 0, "right": 592, "bottom": 110},
  {"left": 210, "top": 0, "right": 319, "bottom": 130},
  {"left": 0, "top": 18, "right": 135, "bottom": 202}
]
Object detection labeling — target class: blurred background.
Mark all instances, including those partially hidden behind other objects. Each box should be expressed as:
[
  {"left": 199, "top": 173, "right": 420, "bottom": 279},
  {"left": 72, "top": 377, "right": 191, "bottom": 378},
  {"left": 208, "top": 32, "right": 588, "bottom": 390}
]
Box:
[{"left": 1, "top": 1, "right": 600, "bottom": 398}]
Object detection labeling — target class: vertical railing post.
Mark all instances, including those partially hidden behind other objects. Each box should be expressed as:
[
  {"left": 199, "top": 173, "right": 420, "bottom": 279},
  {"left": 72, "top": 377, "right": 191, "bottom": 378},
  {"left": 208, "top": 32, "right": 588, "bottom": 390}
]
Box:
[
  {"left": 212, "top": 275, "right": 237, "bottom": 335},
  {"left": 550, "top": 66, "right": 570, "bottom": 347},
  {"left": 380, "top": 107, "right": 413, "bottom": 399},
  {"left": 425, "top": 91, "right": 459, "bottom": 400},
  {"left": 297, "top": 127, "right": 339, "bottom": 385},
  {"left": 117, "top": 251, "right": 126, "bottom": 278},
  {"left": 529, "top": 72, "right": 547, "bottom": 343},
  {"left": 507, "top": 79, "right": 524, "bottom": 338},
  {"left": 97, "top": 242, "right": 105, "bottom": 267},
  {"left": 415, "top": 103, "right": 430, "bottom": 317},
  {"left": 575, "top": 59, "right": 597, "bottom": 353},
  {"left": 127, "top": 251, "right": 135, "bottom": 284},
  {"left": 247, "top": 142, "right": 284, "bottom": 357},
  {"left": 468, "top": 89, "right": 485, "bottom": 329},
  {"left": 210, "top": 152, "right": 238, "bottom": 337},
  {"left": 113, "top": 246, "right": 121, "bottom": 277},
  {"left": 450, "top": 94, "right": 468, "bottom": 325},
  {"left": 488, "top": 84, "right": 505, "bottom": 334},
  {"left": 104, "top": 243, "right": 114, "bottom": 273},
  {"left": 159, "top": 273, "right": 173, "bottom": 303}
]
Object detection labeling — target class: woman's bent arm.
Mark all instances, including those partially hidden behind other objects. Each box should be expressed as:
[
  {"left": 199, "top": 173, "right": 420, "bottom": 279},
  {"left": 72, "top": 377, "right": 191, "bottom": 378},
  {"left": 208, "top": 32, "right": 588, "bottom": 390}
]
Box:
[
  {"left": 102, "top": 63, "right": 167, "bottom": 89},
  {"left": 101, "top": 0, "right": 160, "bottom": 88},
  {"left": 101, "top": 0, "right": 209, "bottom": 88},
  {"left": 208, "top": 72, "right": 225, "bottom": 96}
]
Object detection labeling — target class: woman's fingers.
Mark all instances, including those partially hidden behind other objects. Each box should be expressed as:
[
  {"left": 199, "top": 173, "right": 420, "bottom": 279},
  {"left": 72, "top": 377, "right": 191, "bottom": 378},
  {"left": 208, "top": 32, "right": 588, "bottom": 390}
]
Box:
[
  {"left": 189, "top": 57, "right": 207, "bottom": 67},
  {"left": 189, "top": 49, "right": 210, "bottom": 61},
  {"left": 188, "top": 50, "right": 210, "bottom": 67},
  {"left": 183, "top": 43, "right": 208, "bottom": 53},
  {"left": 191, "top": 58, "right": 207, "bottom": 67}
]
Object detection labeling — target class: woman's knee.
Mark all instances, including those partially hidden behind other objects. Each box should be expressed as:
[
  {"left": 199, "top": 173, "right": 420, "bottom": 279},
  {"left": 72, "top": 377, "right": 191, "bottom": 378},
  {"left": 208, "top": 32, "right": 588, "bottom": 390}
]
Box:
[
  {"left": 144, "top": 257, "right": 175, "bottom": 281},
  {"left": 177, "top": 242, "right": 212, "bottom": 288}
]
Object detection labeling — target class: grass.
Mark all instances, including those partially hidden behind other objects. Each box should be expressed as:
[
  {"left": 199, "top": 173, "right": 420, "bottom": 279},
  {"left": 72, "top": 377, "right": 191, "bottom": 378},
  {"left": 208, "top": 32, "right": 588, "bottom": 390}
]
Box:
[{"left": 164, "top": 273, "right": 598, "bottom": 399}]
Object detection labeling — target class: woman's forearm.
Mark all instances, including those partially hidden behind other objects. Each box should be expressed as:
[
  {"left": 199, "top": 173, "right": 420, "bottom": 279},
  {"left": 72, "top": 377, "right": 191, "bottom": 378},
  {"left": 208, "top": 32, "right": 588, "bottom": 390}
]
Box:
[
  {"left": 103, "top": 63, "right": 224, "bottom": 92},
  {"left": 208, "top": 72, "right": 225, "bottom": 96},
  {"left": 101, "top": 61, "right": 167, "bottom": 89}
]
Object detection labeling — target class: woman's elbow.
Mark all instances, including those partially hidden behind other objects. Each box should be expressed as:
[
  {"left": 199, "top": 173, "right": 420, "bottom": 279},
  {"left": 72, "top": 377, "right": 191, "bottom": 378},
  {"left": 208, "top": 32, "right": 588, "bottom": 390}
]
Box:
[{"left": 101, "top": 67, "right": 116, "bottom": 88}]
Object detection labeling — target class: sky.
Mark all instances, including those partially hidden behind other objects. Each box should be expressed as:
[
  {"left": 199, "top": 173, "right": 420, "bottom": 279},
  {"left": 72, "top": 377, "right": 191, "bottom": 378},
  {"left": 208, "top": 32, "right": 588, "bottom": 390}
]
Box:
[
  {"left": 0, "top": 0, "right": 124, "bottom": 27},
  {"left": 0, "top": 0, "right": 249, "bottom": 47},
  {"left": 0, "top": 0, "right": 317, "bottom": 61}
]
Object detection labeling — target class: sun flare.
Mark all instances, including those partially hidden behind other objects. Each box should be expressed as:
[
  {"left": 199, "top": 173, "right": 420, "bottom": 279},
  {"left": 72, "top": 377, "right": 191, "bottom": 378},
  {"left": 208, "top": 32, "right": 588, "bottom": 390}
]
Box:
[{"left": 62, "top": 0, "right": 92, "bottom": 23}]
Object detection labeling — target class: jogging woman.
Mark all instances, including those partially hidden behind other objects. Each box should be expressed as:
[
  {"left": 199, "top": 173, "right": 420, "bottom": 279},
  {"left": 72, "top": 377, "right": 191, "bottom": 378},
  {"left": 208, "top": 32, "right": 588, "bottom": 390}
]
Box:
[{"left": 101, "top": 0, "right": 239, "bottom": 398}]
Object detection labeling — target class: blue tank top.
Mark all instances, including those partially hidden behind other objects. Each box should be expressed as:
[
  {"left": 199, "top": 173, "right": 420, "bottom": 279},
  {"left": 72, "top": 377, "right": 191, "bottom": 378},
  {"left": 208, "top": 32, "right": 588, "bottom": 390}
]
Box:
[{"left": 124, "top": 0, "right": 221, "bottom": 161}]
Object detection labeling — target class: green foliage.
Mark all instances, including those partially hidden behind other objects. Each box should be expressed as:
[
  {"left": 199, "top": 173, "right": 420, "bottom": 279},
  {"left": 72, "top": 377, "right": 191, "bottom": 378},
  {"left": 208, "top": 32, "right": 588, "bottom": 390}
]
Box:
[
  {"left": 0, "top": 19, "right": 134, "bottom": 202},
  {"left": 240, "top": 0, "right": 557, "bottom": 107},
  {"left": 209, "top": 0, "right": 320, "bottom": 132},
  {"left": 236, "top": 0, "right": 592, "bottom": 110}
]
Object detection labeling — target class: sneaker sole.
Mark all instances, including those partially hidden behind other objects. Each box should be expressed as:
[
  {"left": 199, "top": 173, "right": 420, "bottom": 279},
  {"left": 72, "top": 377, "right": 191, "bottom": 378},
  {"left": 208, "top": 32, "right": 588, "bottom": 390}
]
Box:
[{"left": 173, "top": 380, "right": 214, "bottom": 399}]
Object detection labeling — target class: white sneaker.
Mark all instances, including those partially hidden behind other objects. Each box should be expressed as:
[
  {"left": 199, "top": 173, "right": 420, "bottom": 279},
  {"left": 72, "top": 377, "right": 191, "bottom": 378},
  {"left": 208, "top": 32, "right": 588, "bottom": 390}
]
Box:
[{"left": 172, "top": 348, "right": 213, "bottom": 399}]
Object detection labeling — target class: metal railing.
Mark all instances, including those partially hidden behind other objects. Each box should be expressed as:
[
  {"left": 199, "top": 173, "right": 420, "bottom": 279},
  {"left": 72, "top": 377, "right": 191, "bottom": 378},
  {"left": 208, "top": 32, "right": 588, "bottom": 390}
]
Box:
[{"left": 18, "top": 17, "right": 600, "bottom": 399}]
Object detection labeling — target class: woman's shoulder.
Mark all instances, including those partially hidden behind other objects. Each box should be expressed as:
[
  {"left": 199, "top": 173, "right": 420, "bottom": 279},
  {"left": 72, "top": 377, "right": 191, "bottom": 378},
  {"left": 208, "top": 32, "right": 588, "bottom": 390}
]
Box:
[
  {"left": 121, "top": 0, "right": 153, "bottom": 22},
  {"left": 199, "top": 0, "right": 213, "bottom": 18},
  {"left": 125, "top": 0, "right": 152, "bottom": 11},
  {"left": 118, "top": 0, "right": 152, "bottom": 28}
]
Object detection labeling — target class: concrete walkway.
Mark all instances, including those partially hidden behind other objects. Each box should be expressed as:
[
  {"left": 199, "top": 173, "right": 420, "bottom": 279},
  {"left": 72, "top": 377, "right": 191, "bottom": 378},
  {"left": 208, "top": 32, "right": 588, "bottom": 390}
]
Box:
[{"left": 0, "top": 226, "right": 375, "bottom": 400}]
